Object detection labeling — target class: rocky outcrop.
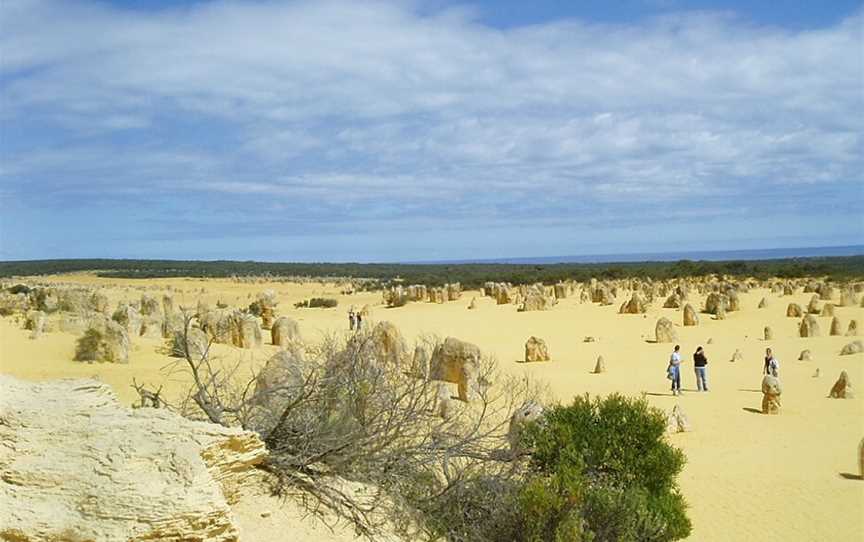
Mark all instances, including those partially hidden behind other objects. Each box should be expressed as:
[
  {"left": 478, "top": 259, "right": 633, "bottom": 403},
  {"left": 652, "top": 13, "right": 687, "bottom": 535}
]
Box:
[
  {"left": 730, "top": 349, "right": 743, "bottom": 363},
  {"left": 667, "top": 404, "right": 691, "bottom": 433},
  {"left": 593, "top": 355, "right": 606, "bottom": 374},
  {"left": 371, "top": 321, "right": 408, "bottom": 366},
  {"left": 508, "top": 401, "right": 544, "bottom": 455},
  {"left": 271, "top": 316, "right": 301, "bottom": 347},
  {"left": 786, "top": 303, "right": 803, "bottom": 318},
  {"left": 171, "top": 326, "right": 209, "bottom": 361},
  {"left": 764, "top": 326, "right": 773, "bottom": 340},
  {"left": 619, "top": 292, "right": 647, "bottom": 314},
  {"left": 840, "top": 340, "right": 863, "bottom": 355},
  {"left": 74, "top": 321, "right": 130, "bottom": 364},
  {"left": 799, "top": 315, "right": 821, "bottom": 338},
  {"left": 682, "top": 304, "right": 698, "bottom": 326},
  {"left": 798, "top": 349, "right": 812, "bottom": 361},
  {"left": 828, "top": 371, "right": 853, "bottom": 399},
  {"left": 230, "top": 312, "right": 262, "bottom": 349},
  {"left": 0, "top": 375, "right": 266, "bottom": 542},
  {"left": 830, "top": 316, "right": 843, "bottom": 336},
  {"left": 761, "top": 374, "right": 782, "bottom": 415},
  {"left": 429, "top": 337, "right": 481, "bottom": 402},
  {"left": 847, "top": 320, "right": 858, "bottom": 336},
  {"left": 524, "top": 336, "right": 550, "bottom": 362},
  {"left": 655, "top": 317, "right": 677, "bottom": 343}
]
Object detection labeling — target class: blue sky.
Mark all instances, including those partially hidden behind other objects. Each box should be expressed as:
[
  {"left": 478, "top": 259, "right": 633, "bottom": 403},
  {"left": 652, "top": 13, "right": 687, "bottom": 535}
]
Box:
[{"left": 1, "top": 0, "right": 862, "bottom": 262}]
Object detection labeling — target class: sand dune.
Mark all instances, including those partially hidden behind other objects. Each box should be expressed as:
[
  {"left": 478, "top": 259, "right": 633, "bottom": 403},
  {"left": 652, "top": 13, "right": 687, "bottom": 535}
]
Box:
[{"left": 1, "top": 273, "right": 862, "bottom": 541}]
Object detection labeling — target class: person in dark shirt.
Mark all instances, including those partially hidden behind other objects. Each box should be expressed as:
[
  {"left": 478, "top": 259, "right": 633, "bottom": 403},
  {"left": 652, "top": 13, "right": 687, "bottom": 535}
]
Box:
[{"left": 693, "top": 346, "right": 708, "bottom": 391}]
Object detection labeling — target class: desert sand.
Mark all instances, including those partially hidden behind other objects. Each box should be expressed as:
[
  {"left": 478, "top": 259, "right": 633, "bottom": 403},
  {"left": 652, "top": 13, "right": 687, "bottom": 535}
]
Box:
[{"left": 1, "top": 273, "right": 862, "bottom": 541}]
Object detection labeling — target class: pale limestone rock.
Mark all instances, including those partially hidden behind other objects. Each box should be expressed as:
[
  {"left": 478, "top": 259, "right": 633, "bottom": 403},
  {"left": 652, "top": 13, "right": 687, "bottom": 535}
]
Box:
[
  {"left": 0, "top": 375, "right": 266, "bottom": 542},
  {"left": 828, "top": 371, "right": 853, "bottom": 399},
  {"left": 429, "top": 337, "right": 481, "bottom": 402},
  {"left": 840, "top": 340, "right": 863, "bottom": 355},
  {"left": 271, "top": 316, "right": 301, "bottom": 347},
  {"left": 667, "top": 404, "right": 691, "bottom": 433},
  {"left": 655, "top": 317, "right": 677, "bottom": 343},
  {"left": 761, "top": 374, "right": 782, "bottom": 415},
  {"left": 508, "top": 401, "right": 544, "bottom": 455},
  {"left": 524, "top": 336, "right": 550, "bottom": 362}
]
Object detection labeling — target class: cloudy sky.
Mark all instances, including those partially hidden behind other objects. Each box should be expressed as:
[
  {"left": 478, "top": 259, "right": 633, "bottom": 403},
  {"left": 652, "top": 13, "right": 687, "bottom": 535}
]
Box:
[{"left": 1, "top": 0, "right": 862, "bottom": 262}]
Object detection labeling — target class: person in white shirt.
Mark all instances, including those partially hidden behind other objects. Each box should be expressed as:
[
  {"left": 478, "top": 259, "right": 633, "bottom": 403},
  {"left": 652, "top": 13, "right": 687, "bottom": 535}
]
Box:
[
  {"left": 668, "top": 344, "right": 683, "bottom": 395},
  {"left": 764, "top": 347, "right": 779, "bottom": 377}
]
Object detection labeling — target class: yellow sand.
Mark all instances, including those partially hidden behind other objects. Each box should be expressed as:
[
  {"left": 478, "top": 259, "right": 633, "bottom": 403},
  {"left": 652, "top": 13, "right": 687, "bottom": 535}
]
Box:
[{"left": 1, "top": 273, "right": 862, "bottom": 541}]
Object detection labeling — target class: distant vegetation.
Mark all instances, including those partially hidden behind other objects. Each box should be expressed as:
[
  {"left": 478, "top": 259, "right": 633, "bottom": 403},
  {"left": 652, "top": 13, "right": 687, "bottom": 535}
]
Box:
[
  {"left": 1, "top": 256, "right": 862, "bottom": 287},
  {"left": 294, "top": 297, "right": 339, "bottom": 309}
]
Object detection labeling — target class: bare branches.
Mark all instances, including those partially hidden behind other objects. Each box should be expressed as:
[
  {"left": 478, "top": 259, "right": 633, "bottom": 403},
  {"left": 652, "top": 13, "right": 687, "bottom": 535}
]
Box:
[{"left": 160, "top": 315, "right": 542, "bottom": 539}]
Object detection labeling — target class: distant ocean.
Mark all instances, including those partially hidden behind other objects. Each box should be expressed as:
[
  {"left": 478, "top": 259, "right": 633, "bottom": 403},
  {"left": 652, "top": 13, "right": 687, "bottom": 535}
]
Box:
[{"left": 420, "top": 245, "right": 864, "bottom": 265}]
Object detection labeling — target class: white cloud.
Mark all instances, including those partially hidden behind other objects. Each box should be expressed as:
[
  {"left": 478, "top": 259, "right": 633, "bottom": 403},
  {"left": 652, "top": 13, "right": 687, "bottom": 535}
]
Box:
[{"left": 0, "top": 0, "right": 861, "bottom": 258}]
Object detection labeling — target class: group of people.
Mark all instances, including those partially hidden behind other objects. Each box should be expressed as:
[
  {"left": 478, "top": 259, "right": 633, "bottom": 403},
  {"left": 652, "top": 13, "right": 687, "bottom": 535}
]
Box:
[
  {"left": 666, "top": 345, "right": 780, "bottom": 395},
  {"left": 348, "top": 308, "right": 363, "bottom": 331}
]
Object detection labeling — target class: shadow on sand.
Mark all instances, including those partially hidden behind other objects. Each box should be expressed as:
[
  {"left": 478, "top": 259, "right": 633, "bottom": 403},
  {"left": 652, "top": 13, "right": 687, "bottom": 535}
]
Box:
[
  {"left": 738, "top": 388, "right": 762, "bottom": 393},
  {"left": 839, "top": 473, "right": 863, "bottom": 481},
  {"left": 742, "top": 407, "right": 763, "bottom": 414}
]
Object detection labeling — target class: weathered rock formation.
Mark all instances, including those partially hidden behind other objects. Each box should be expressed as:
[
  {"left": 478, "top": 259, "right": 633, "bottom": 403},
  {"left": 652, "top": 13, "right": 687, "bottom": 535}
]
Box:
[
  {"left": 270, "top": 316, "right": 301, "bottom": 347},
  {"left": 761, "top": 374, "right": 782, "bottom": 415},
  {"left": 786, "top": 303, "right": 803, "bottom": 318},
  {"left": 230, "top": 312, "right": 262, "bottom": 349},
  {"left": 828, "top": 370, "right": 853, "bottom": 399},
  {"left": 840, "top": 340, "right": 863, "bottom": 355},
  {"left": 830, "top": 316, "right": 843, "bottom": 336},
  {"left": 683, "top": 304, "right": 698, "bottom": 326},
  {"left": 764, "top": 326, "right": 773, "bottom": 340},
  {"left": 619, "top": 292, "right": 647, "bottom": 314},
  {"left": 171, "top": 326, "right": 209, "bottom": 361},
  {"left": 508, "top": 401, "right": 544, "bottom": 455},
  {"left": 593, "top": 355, "right": 606, "bottom": 374},
  {"left": 847, "top": 320, "right": 859, "bottom": 336},
  {"left": 74, "top": 321, "right": 129, "bottom": 364},
  {"left": 371, "top": 321, "right": 408, "bottom": 366},
  {"left": 655, "top": 317, "right": 677, "bottom": 343},
  {"left": 524, "top": 336, "right": 550, "bottom": 362},
  {"left": 0, "top": 375, "right": 267, "bottom": 541},
  {"left": 799, "top": 315, "right": 821, "bottom": 338},
  {"left": 429, "top": 337, "right": 481, "bottom": 402},
  {"left": 667, "top": 404, "right": 691, "bottom": 433},
  {"left": 798, "top": 349, "right": 812, "bottom": 362},
  {"left": 730, "top": 349, "right": 743, "bottom": 363}
]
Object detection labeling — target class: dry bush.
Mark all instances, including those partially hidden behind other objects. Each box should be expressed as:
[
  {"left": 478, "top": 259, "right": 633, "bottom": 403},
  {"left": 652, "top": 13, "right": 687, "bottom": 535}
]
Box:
[{"left": 165, "top": 315, "right": 543, "bottom": 539}]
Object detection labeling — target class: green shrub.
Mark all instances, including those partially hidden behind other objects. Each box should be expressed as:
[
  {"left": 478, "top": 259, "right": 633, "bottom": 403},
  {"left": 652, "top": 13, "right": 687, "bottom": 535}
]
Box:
[
  {"left": 521, "top": 393, "right": 691, "bottom": 542},
  {"left": 74, "top": 328, "right": 104, "bottom": 362},
  {"left": 7, "top": 284, "right": 31, "bottom": 295},
  {"left": 294, "top": 297, "right": 338, "bottom": 309}
]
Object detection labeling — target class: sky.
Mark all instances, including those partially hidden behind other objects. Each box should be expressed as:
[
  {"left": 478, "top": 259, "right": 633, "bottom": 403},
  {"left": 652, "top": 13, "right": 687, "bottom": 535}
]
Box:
[{"left": 0, "top": 0, "right": 862, "bottom": 262}]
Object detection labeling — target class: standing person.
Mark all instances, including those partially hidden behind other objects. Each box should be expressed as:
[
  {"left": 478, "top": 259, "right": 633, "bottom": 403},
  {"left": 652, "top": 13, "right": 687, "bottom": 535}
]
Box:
[
  {"left": 764, "top": 347, "right": 779, "bottom": 377},
  {"left": 356, "top": 311, "right": 362, "bottom": 331},
  {"left": 668, "top": 344, "right": 683, "bottom": 396},
  {"left": 693, "top": 346, "right": 708, "bottom": 391},
  {"left": 348, "top": 309, "right": 356, "bottom": 331}
]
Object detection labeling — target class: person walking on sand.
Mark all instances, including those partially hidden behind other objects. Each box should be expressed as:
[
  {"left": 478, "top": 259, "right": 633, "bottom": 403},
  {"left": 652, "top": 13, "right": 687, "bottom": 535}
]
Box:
[
  {"left": 348, "top": 309, "right": 356, "bottom": 331},
  {"left": 764, "top": 347, "right": 779, "bottom": 377},
  {"left": 668, "top": 344, "right": 683, "bottom": 396},
  {"left": 693, "top": 346, "right": 708, "bottom": 391}
]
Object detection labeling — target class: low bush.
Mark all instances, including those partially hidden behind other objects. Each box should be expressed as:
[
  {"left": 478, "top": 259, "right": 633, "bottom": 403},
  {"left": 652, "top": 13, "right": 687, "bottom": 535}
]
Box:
[
  {"left": 294, "top": 297, "right": 338, "bottom": 308},
  {"left": 7, "top": 284, "right": 31, "bottom": 295},
  {"left": 520, "top": 393, "right": 691, "bottom": 542},
  {"left": 74, "top": 328, "right": 104, "bottom": 362}
]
